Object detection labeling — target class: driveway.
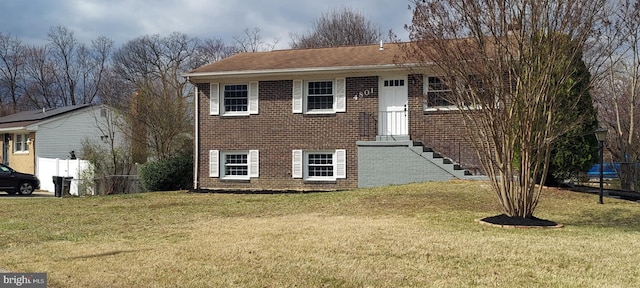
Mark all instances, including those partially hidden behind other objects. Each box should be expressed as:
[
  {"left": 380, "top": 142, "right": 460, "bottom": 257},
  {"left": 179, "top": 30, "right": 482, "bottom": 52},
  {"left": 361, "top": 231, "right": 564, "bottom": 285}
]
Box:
[{"left": 0, "top": 190, "right": 55, "bottom": 198}]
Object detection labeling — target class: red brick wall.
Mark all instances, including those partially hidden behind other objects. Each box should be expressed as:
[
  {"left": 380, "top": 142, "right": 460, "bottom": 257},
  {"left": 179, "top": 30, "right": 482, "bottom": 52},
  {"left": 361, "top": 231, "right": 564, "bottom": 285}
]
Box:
[
  {"left": 195, "top": 74, "right": 483, "bottom": 191},
  {"left": 408, "top": 74, "right": 483, "bottom": 173},
  {"left": 196, "top": 77, "right": 379, "bottom": 191}
]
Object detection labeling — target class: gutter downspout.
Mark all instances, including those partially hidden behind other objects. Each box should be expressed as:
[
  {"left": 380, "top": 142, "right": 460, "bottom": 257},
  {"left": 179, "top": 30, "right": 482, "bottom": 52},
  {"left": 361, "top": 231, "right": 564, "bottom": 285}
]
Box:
[{"left": 193, "top": 81, "right": 199, "bottom": 190}]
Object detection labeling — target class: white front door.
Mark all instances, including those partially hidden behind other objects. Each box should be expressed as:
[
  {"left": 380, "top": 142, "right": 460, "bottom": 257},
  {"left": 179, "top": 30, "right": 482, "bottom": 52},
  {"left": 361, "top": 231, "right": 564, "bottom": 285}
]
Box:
[{"left": 379, "top": 76, "right": 408, "bottom": 137}]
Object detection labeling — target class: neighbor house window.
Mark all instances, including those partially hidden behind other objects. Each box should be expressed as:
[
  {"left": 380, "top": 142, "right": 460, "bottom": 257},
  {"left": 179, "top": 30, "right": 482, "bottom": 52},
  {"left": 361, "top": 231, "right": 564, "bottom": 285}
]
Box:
[
  {"left": 425, "top": 76, "right": 454, "bottom": 108},
  {"left": 208, "top": 150, "right": 259, "bottom": 180},
  {"left": 292, "top": 78, "right": 346, "bottom": 114},
  {"left": 14, "top": 133, "right": 29, "bottom": 153},
  {"left": 292, "top": 150, "right": 346, "bottom": 181}
]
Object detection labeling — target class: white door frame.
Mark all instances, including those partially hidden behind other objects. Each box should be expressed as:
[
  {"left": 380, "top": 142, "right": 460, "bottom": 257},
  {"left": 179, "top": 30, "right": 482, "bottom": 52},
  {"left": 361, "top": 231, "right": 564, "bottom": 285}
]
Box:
[{"left": 378, "top": 76, "right": 409, "bottom": 138}]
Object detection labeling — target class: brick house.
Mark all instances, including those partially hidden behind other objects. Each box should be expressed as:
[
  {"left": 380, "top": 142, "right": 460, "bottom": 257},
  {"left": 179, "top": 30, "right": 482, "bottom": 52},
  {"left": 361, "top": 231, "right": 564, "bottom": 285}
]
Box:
[{"left": 185, "top": 42, "right": 483, "bottom": 192}]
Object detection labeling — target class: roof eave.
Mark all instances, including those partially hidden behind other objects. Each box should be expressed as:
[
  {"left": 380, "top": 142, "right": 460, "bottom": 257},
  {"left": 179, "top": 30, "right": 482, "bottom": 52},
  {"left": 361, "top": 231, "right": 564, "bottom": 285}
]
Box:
[
  {"left": 0, "top": 126, "right": 28, "bottom": 132},
  {"left": 183, "top": 64, "right": 420, "bottom": 80}
]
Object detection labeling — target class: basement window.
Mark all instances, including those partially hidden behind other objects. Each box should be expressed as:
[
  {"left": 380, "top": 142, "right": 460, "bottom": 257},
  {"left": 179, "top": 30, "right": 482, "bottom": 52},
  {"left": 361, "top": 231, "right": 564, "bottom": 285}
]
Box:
[{"left": 291, "top": 149, "right": 346, "bottom": 181}]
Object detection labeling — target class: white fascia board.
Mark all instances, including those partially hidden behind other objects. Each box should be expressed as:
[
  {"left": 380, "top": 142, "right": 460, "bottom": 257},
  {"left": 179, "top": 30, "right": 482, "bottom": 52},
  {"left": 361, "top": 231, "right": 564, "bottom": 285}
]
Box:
[
  {"left": 0, "top": 126, "right": 27, "bottom": 132},
  {"left": 183, "top": 64, "right": 413, "bottom": 80}
]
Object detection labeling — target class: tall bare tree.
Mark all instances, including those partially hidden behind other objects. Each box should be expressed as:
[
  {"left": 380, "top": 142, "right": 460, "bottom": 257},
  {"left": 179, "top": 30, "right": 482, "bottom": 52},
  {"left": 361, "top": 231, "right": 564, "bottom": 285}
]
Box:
[
  {"left": 22, "top": 45, "right": 58, "bottom": 108},
  {"left": 232, "top": 27, "right": 277, "bottom": 52},
  {"left": 0, "top": 32, "right": 25, "bottom": 114},
  {"left": 195, "top": 37, "right": 236, "bottom": 66},
  {"left": 403, "top": 0, "right": 607, "bottom": 218},
  {"left": 594, "top": 0, "right": 640, "bottom": 191},
  {"left": 112, "top": 32, "right": 199, "bottom": 161},
  {"left": 47, "top": 26, "right": 112, "bottom": 106},
  {"left": 290, "top": 6, "right": 382, "bottom": 49}
]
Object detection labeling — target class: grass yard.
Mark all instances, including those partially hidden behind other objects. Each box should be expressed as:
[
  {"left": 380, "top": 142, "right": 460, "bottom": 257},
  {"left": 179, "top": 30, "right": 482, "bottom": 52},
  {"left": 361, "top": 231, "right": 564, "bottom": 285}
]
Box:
[{"left": 1, "top": 180, "right": 639, "bottom": 287}]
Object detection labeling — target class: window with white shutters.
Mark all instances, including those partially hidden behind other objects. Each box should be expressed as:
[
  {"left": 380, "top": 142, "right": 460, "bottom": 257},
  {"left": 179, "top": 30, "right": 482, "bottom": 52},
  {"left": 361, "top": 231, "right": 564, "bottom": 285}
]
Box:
[
  {"left": 210, "top": 150, "right": 259, "bottom": 180},
  {"left": 292, "top": 78, "right": 345, "bottom": 114},
  {"left": 292, "top": 149, "right": 346, "bottom": 181},
  {"left": 209, "top": 82, "right": 259, "bottom": 116}
]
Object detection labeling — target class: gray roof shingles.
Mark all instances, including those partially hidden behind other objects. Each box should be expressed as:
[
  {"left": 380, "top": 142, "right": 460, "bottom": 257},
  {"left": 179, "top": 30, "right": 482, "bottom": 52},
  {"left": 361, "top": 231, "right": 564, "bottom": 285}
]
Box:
[{"left": 0, "top": 104, "right": 93, "bottom": 129}]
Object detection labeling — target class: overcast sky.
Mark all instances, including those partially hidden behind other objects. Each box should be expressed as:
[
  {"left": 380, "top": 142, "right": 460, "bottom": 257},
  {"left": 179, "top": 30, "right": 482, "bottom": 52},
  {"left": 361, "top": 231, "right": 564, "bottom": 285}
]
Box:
[{"left": 0, "top": 0, "right": 414, "bottom": 50}]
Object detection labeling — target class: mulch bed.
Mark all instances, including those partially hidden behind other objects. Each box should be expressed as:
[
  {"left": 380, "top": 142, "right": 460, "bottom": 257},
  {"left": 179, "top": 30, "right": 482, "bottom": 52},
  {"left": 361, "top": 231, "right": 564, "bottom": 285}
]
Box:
[{"left": 476, "top": 214, "right": 564, "bottom": 228}]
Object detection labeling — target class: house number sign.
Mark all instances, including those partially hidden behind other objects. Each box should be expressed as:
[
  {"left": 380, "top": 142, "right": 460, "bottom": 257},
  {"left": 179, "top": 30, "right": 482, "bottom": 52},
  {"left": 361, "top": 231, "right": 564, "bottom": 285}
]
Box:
[{"left": 353, "top": 88, "right": 374, "bottom": 100}]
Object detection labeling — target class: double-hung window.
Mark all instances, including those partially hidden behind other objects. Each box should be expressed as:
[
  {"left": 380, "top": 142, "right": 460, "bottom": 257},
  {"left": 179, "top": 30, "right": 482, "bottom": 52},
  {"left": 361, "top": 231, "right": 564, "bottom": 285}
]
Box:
[
  {"left": 14, "top": 133, "right": 29, "bottom": 153},
  {"left": 208, "top": 82, "right": 259, "bottom": 116},
  {"left": 307, "top": 81, "right": 334, "bottom": 112},
  {"left": 292, "top": 78, "right": 346, "bottom": 114},
  {"left": 307, "top": 153, "right": 334, "bottom": 178},
  {"left": 209, "top": 150, "right": 259, "bottom": 180},
  {"left": 292, "top": 150, "right": 346, "bottom": 181},
  {"left": 223, "top": 153, "right": 248, "bottom": 178},
  {"left": 223, "top": 84, "right": 248, "bottom": 113},
  {"left": 425, "top": 76, "right": 454, "bottom": 109}
]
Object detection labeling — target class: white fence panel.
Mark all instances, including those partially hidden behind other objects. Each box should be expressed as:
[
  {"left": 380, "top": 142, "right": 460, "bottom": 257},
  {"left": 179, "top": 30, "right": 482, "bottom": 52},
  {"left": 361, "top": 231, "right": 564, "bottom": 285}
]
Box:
[{"left": 36, "top": 157, "right": 92, "bottom": 196}]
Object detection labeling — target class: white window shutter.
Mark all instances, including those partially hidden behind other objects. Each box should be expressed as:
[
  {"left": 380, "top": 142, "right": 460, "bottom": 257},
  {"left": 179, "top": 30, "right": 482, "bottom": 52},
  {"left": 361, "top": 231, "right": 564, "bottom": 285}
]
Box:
[
  {"left": 292, "top": 150, "right": 303, "bottom": 178},
  {"left": 335, "top": 78, "right": 346, "bottom": 112},
  {"left": 249, "top": 150, "right": 259, "bottom": 178},
  {"left": 292, "top": 79, "right": 303, "bottom": 113},
  {"left": 249, "top": 81, "right": 259, "bottom": 114},
  {"left": 209, "top": 150, "right": 219, "bottom": 178},
  {"left": 210, "top": 83, "right": 220, "bottom": 115},
  {"left": 335, "top": 149, "right": 346, "bottom": 178}
]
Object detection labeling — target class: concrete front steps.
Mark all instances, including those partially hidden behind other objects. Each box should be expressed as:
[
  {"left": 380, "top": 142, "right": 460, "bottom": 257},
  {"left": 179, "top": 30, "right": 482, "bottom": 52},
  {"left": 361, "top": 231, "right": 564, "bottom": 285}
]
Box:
[{"left": 357, "top": 140, "right": 480, "bottom": 188}]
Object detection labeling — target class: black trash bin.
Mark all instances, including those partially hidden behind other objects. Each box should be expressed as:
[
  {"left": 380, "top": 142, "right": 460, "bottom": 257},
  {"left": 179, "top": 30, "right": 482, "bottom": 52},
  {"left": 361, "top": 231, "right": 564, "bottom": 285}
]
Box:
[
  {"left": 53, "top": 176, "right": 63, "bottom": 197},
  {"left": 62, "top": 177, "right": 73, "bottom": 195}
]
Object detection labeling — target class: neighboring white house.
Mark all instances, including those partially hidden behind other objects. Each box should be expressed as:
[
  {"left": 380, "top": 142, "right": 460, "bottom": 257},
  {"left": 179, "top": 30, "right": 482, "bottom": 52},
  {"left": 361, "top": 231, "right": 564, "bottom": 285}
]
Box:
[{"left": 0, "top": 104, "right": 120, "bottom": 191}]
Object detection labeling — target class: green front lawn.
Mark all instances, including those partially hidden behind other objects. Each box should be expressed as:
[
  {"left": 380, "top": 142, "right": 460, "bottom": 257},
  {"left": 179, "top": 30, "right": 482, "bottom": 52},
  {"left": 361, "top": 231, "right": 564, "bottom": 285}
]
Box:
[{"left": 1, "top": 181, "right": 638, "bottom": 287}]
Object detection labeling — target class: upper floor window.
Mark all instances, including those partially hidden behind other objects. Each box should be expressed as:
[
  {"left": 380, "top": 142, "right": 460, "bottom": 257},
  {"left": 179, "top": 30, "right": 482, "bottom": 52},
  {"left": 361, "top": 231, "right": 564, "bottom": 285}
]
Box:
[
  {"left": 223, "top": 84, "right": 248, "bottom": 113},
  {"left": 208, "top": 82, "right": 258, "bottom": 116},
  {"left": 307, "top": 81, "right": 334, "bottom": 111},
  {"left": 14, "top": 133, "right": 29, "bottom": 153},
  {"left": 425, "top": 76, "right": 454, "bottom": 108},
  {"left": 293, "top": 78, "right": 346, "bottom": 114}
]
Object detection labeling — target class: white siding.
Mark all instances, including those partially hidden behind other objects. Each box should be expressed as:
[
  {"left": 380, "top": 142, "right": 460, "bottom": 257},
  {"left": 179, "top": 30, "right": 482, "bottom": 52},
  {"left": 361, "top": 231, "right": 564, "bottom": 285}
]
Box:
[{"left": 33, "top": 106, "right": 124, "bottom": 160}]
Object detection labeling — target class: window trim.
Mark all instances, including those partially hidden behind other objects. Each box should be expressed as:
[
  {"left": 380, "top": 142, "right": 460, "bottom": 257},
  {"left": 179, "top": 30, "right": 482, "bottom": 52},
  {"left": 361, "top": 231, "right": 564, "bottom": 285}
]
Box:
[
  {"left": 293, "top": 78, "right": 346, "bottom": 114},
  {"left": 209, "top": 150, "right": 259, "bottom": 180},
  {"left": 305, "top": 151, "right": 335, "bottom": 181},
  {"left": 305, "top": 80, "right": 335, "bottom": 114},
  {"left": 222, "top": 83, "right": 250, "bottom": 116},
  {"left": 292, "top": 149, "right": 346, "bottom": 181},
  {"left": 423, "top": 75, "right": 490, "bottom": 112},
  {"left": 424, "top": 76, "right": 457, "bottom": 111},
  {"left": 13, "top": 133, "right": 29, "bottom": 153},
  {"left": 209, "top": 82, "right": 259, "bottom": 116}
]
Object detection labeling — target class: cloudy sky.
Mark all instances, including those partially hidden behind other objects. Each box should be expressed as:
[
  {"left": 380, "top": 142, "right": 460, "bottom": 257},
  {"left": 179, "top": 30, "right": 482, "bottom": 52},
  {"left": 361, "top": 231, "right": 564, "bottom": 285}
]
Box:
[{"left": 0, "top": 0, "right": 414, "bottom": 49}]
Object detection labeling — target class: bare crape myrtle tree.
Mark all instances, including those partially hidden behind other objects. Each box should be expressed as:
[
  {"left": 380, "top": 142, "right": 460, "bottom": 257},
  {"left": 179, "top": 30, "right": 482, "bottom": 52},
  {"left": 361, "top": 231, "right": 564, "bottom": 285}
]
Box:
[{"left": 402, "top": 0, "right": 608, "bottom": 218}]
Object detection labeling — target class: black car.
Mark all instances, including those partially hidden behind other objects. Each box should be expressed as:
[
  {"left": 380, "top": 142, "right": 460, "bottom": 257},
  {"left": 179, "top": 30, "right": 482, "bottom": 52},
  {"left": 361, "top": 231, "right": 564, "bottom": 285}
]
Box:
[{"left": 0, "top": 164, "right": 40, "bottom": 195}]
